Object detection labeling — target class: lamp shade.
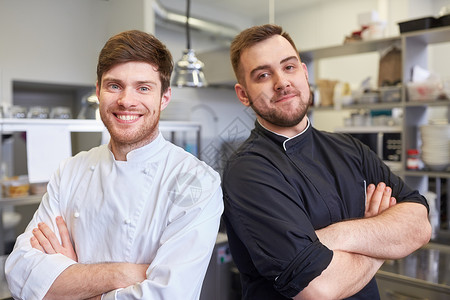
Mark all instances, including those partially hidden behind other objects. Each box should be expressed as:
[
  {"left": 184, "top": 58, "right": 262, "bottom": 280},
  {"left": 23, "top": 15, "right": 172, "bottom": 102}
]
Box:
[{"left": 172, "top": 49, "right": 208, "bottom": 88}]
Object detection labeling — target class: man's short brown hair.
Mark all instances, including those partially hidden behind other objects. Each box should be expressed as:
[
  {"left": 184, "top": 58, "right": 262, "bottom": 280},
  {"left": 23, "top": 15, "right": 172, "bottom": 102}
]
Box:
[
  {"left": 97, "top": 30, "right": 173, "bottom": 95},
  {"left": 230, "top": 24, "right": 299, "bottom": 84}
]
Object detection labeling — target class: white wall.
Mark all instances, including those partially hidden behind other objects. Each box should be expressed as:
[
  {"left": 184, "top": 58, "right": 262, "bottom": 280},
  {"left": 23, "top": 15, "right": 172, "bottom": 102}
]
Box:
[{"left": 0, "top": 0, "right": 150, "bottom": 105}]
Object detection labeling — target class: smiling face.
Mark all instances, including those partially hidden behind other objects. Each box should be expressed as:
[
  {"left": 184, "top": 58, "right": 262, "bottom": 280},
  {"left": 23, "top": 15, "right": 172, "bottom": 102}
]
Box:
[
  {"left": 97, "top": 61, "right": 171, "bottom": 160},
  {"left": 235, "top": 35, "right": 312, "bottom": 136}
]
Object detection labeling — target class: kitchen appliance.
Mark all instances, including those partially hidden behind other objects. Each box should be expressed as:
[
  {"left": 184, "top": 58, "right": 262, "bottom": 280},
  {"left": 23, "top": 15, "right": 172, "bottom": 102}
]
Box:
[
  {"left": 200, "top": 233, "right": 236, "bottom": 300},
  {"left": 335, "top": 127, "right": 402, "bottom": 172}
]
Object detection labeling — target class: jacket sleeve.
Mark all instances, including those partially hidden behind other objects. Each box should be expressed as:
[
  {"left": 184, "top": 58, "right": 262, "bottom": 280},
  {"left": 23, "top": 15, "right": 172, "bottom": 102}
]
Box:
[
  {"left": 5, "top": 162, "right": 77, "bottom": 300},
  {"left": 355, "top": 136, "right": 429, "bottom": 211}
]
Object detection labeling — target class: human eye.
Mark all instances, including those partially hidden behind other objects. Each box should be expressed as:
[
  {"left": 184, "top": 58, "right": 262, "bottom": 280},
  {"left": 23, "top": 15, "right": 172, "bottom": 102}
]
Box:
[
  {"left": 285, "top": 64, "right": 296, "bottom": 71},
  {"left": 107, "top": 83, "right": 120, "bottom": 91},
  {"left": 138, "top": 85, "right": 155, "bottom": 94},
  {"left": 256, "top": 72, "right": 270, "bottom": 81}
]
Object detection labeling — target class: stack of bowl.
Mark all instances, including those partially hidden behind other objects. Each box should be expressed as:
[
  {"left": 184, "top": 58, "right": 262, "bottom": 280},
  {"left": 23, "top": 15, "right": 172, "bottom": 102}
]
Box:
[{"left": 420, "top": 123, "right": 450, "bottom": 171}]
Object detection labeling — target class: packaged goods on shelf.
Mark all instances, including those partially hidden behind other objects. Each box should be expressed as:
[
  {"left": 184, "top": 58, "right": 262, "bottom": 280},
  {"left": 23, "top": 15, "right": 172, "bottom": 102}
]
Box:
[
  {"left": 407, "top": 81, "right": 442, "bottom": 101},
  {"left": 380, "top": 86, "right": 401, "bottom": 103},
  {"left": 2, "top": 175, "right": 30, "bottom": 198}
]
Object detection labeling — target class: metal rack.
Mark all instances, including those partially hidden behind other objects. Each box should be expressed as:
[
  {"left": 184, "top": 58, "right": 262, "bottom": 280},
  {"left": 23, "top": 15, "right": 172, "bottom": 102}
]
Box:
[{"left": 302, "top": 26, "right": 450, "bottom": 299}]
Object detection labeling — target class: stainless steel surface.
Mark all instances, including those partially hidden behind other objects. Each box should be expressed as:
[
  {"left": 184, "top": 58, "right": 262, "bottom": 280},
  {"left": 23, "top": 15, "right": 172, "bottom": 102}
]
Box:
[
  {"left": 377, "top": 243, "right": 450, "bottom": 299},
  {"left": 378, "top": 243, "right": 450, "bottom": 289},
  {"left": 164, "top": 0, "right": 330, "bottom": 20},
  {"left": 153, "top": 0, "right": 239, "bottom": 41},
  {"left": 200, "top": 233, "right": 234, "bottom": 300},
  {"left": 172, "top": 49, "right": 208, "bottom": 88},
  {"left": 0, "top": 256, "right": 11, "bottom": 299}
]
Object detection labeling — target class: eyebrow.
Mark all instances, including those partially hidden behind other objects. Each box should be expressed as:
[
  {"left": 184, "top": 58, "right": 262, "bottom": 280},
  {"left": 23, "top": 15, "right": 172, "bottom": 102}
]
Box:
[
  {"left": 102, "top": 77, "right": 158, "bottom": 87},
  {"left": 281, "top": 55, "right": 299, "bottom": 64},
  {"left": 249, "top": 55, "right": 299, "bottom": 78}
]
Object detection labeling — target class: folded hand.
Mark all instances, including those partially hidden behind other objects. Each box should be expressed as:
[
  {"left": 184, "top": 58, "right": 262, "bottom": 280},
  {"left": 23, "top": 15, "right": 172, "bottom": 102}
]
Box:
[
  {"left": 30, "top": 216, "right": 78, "bottom": 262},
  {"left": 365, "top": 182, "right": 396, "bottom": 218}
]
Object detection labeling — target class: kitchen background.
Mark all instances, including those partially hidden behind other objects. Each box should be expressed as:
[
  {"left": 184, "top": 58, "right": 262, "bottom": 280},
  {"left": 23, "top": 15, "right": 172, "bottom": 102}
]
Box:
[{"left": 1, "top": 0, "right": 450, "bottom": 299}]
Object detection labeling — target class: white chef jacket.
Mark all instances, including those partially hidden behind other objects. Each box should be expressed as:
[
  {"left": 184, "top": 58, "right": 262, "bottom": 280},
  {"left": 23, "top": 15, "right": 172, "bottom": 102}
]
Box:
[{"left": 5, "top": 132, "right": 223, "bottom": 300}]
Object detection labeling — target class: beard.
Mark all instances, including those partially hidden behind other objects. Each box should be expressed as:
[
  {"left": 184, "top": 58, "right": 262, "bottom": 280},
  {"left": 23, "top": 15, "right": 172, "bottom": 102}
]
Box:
[
  {"left": 101, "top": 107, "right": 160, "bottom": 149},
  {"left": 248, "top": 88, "right": 312, "bottom": 127}
]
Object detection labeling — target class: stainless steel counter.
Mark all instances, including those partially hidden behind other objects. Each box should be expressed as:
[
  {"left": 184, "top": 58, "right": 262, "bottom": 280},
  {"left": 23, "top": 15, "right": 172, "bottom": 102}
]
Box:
[
  {"left": 377, "top": 243, "right": 450, "bottom": 299},
  {"left": 380, "top": 243, "right": 450, "bottom": 286}
]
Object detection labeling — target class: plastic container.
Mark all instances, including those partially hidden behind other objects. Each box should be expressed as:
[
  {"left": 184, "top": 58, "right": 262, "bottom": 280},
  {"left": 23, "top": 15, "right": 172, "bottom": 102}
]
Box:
[
  {"left": 398, "top": 17, "right": 438, "bottom": 33},
  {"left": 438, "top": 14, "right": 450, "bottom": 26},
  {"left": 27, "top": 106, "right": 49, "bottom": 119},
  {"left": 359, "top": 92, "right": 379, "bottom": 104},
  {"left": 379, "top": 86, "right": 401, "bottom": 103},
  {"left": 2, "top": 175, "right": 30, "bottom": 198},
  {"left": 50, "top": 106, "right": 72, "bottom": 119},
  {"left": 406, "top": 81, "right": 441, "bottom": 102},
  {"left": 406, "top": 149, "right": 422, "bottom": 170},
  {"left": 8, "top": 106, "right": 27, "bottom": 118}
]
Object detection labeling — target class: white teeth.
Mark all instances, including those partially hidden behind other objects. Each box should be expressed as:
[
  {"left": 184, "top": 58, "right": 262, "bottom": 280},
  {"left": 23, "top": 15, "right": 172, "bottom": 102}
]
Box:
[{"left": 117, "top": 114, "right": 138, "bottom": 121}]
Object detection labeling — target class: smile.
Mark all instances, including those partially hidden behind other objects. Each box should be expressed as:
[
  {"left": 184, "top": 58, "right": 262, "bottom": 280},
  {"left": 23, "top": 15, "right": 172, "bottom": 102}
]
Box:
[
  {"left": 275, "top": 93, "right": 296, "bottom": 103},
  {"left": 116, "top": 114, "right": 140, "bottom": 121}
]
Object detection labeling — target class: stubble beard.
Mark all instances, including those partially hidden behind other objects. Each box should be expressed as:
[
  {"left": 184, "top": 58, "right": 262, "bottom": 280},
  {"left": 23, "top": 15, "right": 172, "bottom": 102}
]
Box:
[
  {"left": 249, "top": 89, "right": 312, "bottom": 127},
  {"left": 101, "top": 108, "right": 160, "bottom": 150}
]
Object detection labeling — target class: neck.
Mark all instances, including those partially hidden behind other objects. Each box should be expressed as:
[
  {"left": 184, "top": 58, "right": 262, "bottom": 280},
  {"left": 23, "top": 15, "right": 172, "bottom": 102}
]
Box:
[
  {"left": 110, "top": 131, "right": 159, "bottom": 161},
  {"left": 257, "top": 116, "right": 309, "bottom": 138}
]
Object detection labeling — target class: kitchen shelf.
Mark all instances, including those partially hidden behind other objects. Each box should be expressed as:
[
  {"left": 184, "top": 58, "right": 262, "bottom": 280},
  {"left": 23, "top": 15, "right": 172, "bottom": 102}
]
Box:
[
  {"left": 0, "top": 118, "right": 201, "bottom": 133},
  {"left": 300, "top": 36, "right": 400, "bottom": 62},
  {"left": 402, "top": 26, "right": 450, "bottom": 45},
  {"left": 334, "top": 125, "right": 402, "bottom": 133},
  {"left": 404, "top": 170, "right": 450, "bottom": 178},
  {"left": 1, "top": 118, "right": 105, "bottom": 132},
  {"left": 310, "top": 102, "right": 403, "bottom": 111},
  {"left": 0, "top": 194, "right": 43, "bottom": 207},
  {"left": 301, "top": 27, "right": 450, "bottom": 292},
  {"left": 301, "top": 27, "right": 450, "bottom": 179},
  {"left": 404, "top": 100, "right": 450, "bottom": 107}
]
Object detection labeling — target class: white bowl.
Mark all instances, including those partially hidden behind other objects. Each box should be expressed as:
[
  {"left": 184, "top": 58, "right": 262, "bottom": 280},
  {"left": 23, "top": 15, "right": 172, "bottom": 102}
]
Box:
[{"left": 424, "top": 162, "right": 449, "bottom": 171}]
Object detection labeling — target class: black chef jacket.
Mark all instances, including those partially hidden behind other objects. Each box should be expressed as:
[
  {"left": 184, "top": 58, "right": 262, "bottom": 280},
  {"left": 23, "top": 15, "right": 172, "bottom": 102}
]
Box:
[{"left": 222, "top": 120, "right": 429, "bottom": 299}]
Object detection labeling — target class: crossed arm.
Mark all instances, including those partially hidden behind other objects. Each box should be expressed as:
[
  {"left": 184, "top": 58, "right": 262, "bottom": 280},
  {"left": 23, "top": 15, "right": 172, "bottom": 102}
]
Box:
[
  {"left": 30, "top": 217, "right": 148, "bottom": 300},
  {"left": 295, "top": 182, "right": 431, "bottom": 300}
]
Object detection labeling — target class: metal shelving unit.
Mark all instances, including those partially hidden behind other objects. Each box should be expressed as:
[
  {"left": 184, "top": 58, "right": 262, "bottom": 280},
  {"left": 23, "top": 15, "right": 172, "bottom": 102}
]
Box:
[{"left": 301, "top": 27, "right": 450, "bottom": 298}]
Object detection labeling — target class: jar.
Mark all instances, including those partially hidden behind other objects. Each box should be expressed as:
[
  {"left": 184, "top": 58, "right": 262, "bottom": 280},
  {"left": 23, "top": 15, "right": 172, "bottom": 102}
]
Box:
[
  {"left": 27, "top": 106, "right": 49, "bottom": 119},
  {"left": 406, "top": 149, "right": 421, "bottom": 170}
]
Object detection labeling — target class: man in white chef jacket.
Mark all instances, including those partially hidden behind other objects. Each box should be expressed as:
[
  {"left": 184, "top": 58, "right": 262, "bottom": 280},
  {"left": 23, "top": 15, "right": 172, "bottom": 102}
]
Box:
[{"left": 5, "top": 30, "right": 223, "bottom": 300}]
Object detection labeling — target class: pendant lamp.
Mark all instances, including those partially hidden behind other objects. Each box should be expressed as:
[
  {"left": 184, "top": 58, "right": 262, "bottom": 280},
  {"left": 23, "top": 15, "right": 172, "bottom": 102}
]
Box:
[{"left": 171, "top": 0, "right": 208, "bottom": 88}]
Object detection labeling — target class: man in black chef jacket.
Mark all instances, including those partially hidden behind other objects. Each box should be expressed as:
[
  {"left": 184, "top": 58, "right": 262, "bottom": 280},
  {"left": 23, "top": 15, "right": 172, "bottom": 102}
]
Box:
[{"left": 222, "top": 24, "right": 431, "bottom": 300}]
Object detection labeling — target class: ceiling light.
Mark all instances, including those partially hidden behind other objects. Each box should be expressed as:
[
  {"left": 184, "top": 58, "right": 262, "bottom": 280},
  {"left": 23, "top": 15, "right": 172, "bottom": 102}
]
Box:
[{"left": 171, "top": 0, "right": 208, "bottom": 88}]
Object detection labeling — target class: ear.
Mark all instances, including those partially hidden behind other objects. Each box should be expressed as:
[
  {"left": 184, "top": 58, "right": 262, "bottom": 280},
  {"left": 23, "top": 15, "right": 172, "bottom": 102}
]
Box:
[
  {"left": 302, "top": 63, "right": 309, "bottom": 82},
  {"left": 235, "top": 83, "right": 250, "bottom": 107},
  {"left": 160, "top": 87, "right": 171, "bottom": 111},
  {"left": 95, "top": 81, "right": 100, "bottom": 100}
]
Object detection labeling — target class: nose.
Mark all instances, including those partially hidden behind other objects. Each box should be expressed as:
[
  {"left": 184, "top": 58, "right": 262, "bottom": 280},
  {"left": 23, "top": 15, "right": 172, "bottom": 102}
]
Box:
[
  {"left": 117, "top": 88, "right": 137, "bottom": 108},
  {"left": 274, "top": 72, "right": 290, "bottom": 91}
]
